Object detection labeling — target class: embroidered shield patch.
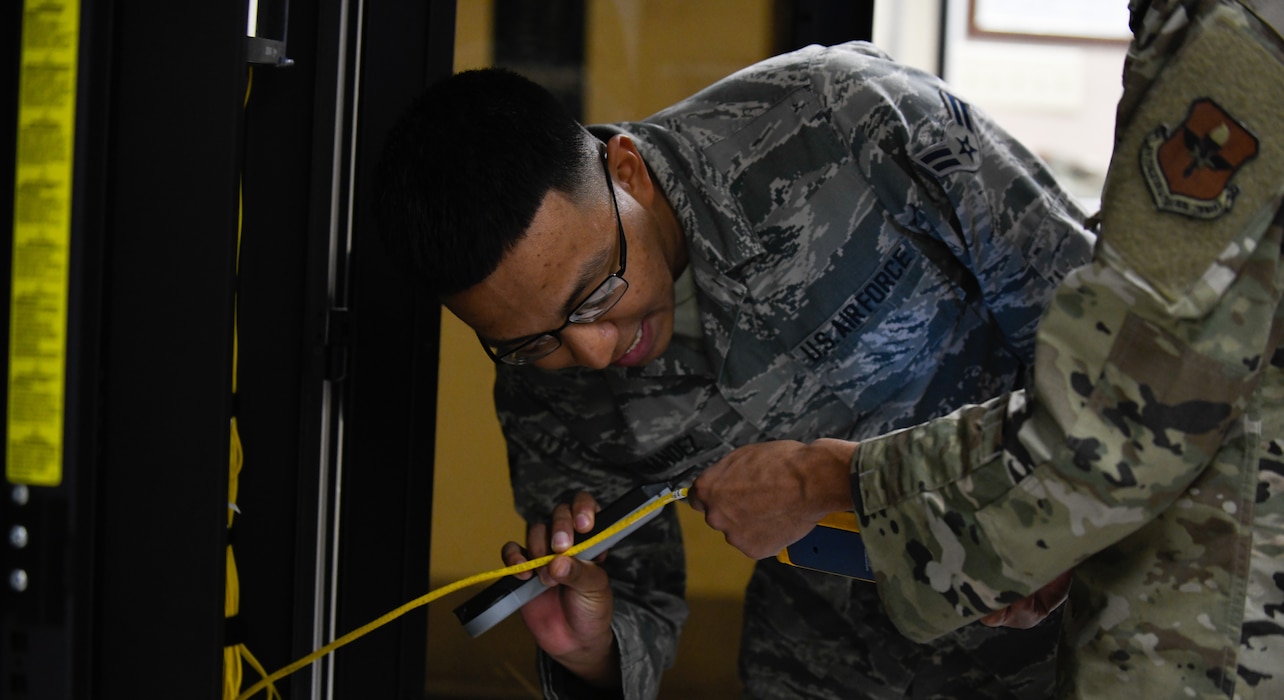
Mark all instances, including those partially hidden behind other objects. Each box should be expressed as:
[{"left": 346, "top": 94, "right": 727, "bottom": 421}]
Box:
[{"left": 1140, "top": 98, "right": 1259, "bottom": 219}]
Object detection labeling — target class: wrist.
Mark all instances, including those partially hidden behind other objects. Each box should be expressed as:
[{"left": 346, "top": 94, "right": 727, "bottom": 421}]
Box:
[
  {"left": 555, "top": 631, "right": 622, "bottom": 691},
  {"left": 806, "top": 438, "right": 858, "bottom": 515},
  {"left": 542, "top": 644, "right": 624, "bottom": 699}
]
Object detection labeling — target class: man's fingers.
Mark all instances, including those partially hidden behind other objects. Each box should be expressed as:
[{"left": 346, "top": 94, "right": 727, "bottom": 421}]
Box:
[
  {"left": 549, "top": 555, "right": 573, "bottom": 580},
  {"left": 571, "top": 492, "right": 599, "bottom": 532},
  {"left": 502, "top": 541, "right": 534, "bottom": 581},
  {"left": 526, "top": 521, "right": 554, "bottom": 585},
  {"left": 501, "top": 541, "right": 527, "bottom": 564},
  {"left": 550, "top": 503, "right": 574, "bottom": 553},
  {"left": 547, "top": 555, "right": 610, "bottom": 593},
  {"left": 527, "top": 522, "right": 550, "bottom": 558},
  {"left": 686, "top": 487, "right": 705, "bottom": 512}
]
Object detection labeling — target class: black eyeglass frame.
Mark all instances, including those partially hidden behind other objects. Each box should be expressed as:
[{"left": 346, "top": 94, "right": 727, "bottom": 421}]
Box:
[{"left": 479, "top": 146, "right": 629, "bottom": 365}]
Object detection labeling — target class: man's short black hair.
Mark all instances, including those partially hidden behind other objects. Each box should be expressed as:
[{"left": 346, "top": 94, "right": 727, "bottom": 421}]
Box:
[{"left": 375, "top": 68, "right": 598, "bottom": 299}]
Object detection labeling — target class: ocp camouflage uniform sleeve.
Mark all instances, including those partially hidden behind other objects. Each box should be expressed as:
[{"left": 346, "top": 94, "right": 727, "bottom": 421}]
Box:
[
  {"left": 852, "top": 0, "right": 1284, "bottom": 664},
  {"left": 856, "top": 225, "right": 1282, "bottom": 640}
]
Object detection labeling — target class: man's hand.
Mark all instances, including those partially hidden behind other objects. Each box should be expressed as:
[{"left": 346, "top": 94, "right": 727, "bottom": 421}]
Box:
[
  {"left": 689, "top": 439, "right": 856, "bottom": 559},
  {"left": 980, "top": 570, "right": 1073, "bottom": 629},
  {"left": 501, "top": 492, "right": 621, "bottom": 689}
]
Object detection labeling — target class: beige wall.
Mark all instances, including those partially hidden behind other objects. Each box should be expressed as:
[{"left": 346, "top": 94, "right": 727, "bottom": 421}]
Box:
[
  {"left": 585, "top": 0, "right": 774, "bottom": 123},
  {"left": 940, "top": 1, "right": 1127, "bottom": 208}
]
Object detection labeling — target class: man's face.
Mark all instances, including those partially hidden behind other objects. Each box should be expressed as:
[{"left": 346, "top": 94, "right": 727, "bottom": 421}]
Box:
[{"left": 446, "top": 148, "right": 680, "bottom": 371}]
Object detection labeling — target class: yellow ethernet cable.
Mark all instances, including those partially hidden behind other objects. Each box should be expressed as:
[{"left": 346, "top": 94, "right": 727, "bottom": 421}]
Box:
[{"left": 236, "top": 487, "right": 688, "bottom": 700}]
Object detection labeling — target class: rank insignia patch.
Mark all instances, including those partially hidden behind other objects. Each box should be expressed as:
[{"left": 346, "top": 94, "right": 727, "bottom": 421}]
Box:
[
  {"left": 1141, "top": 98, "right": 1259, "bottom": 219},
  {"left": 914, "top": 90, "right": 981, "bottom": 176}
]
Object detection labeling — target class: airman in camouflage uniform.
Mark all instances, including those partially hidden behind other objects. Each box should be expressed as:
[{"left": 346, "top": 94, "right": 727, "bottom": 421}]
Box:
[
  {"left": 796, "top": 2, "right": 1284, "bottom": 697},
  {"left": 377, "top": 42, "right": 1094, "bottom": 699}
]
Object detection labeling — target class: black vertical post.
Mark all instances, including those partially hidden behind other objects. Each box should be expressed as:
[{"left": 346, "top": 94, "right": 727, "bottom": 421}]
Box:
[
  {"left": 238, "top": 0, "right": 452, "bottom": 697},
  {"left": 92, "top": 0, "right": 247, "bottom": 697},
  {"left": 327, "top": 2, "right": 452, "bottom": 696}
]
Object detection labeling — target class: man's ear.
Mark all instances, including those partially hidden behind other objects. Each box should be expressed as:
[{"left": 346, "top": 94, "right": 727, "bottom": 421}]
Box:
[{"left": 605, "top": 134, "right": 655, "bottom": 207}]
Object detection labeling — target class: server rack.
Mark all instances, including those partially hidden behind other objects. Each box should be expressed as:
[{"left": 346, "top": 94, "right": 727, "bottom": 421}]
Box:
[{"left": 2, "top": 1, "right": 451, "bottom": 698}]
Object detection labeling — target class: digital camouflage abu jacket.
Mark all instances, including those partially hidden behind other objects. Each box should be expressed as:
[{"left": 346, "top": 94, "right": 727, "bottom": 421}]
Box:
[{"left": 495, "top": 42, "right": 1094, "bottom": 699}]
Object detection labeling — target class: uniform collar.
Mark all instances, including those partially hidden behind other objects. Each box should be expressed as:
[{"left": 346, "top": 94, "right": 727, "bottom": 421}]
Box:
[{"left": 589, "top": 123, "right": 764, "bottom": 278}]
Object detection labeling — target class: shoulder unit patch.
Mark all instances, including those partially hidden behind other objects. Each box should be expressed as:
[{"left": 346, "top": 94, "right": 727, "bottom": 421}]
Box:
[{"left": 1140, "top": 98, "right": 1259, "bottom": 220}]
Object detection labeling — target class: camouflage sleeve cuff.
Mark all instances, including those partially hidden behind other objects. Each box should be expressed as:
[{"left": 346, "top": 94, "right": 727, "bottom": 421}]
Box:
[
  {"left": 854, "top": 396, "right": 1009, "bottom": 514},
  {"left": 851, "top": 395, "right": 1020, "bottom": 642},
  {"left": 534, "top": 617, "right": 665, "bottom": 700},
  {"left": 537, "top": 650, "right": 626, "bottom": 700},
  {"left": 847, "top": 442, "right": 865, "bottom": 517}
]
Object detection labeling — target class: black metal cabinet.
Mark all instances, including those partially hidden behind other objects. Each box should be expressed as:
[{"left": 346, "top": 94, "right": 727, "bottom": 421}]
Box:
[{"left": 1, "top": 2, "right": 451, "bottom": 698}]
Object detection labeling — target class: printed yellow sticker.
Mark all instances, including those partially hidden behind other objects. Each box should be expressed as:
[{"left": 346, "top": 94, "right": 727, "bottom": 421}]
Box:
[{"left": 7, "top": 1, "right": 79, "bottom": 486}]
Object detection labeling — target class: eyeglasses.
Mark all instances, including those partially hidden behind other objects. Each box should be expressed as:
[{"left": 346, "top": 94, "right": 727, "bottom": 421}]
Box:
[{"left": 480, "top": 147, "right": 629, "bottom": 365}]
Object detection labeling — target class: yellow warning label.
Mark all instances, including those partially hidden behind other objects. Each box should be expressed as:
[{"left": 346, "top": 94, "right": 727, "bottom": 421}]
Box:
[{"left": 7, "top": 1, "right": 79, "bottom": 487}]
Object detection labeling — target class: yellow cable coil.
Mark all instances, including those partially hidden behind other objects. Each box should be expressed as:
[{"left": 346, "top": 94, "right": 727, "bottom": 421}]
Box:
[
  {"left": 225, "top": 416, "right": 281, "bottom": 700},
  {"left": 236, "top": 487, "right": 689, "bottom": 700}
]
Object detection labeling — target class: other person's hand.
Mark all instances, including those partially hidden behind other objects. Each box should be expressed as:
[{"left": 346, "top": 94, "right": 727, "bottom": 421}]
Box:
[{"left": 980, "top": 570, "right": 1073, "bottom": 629}]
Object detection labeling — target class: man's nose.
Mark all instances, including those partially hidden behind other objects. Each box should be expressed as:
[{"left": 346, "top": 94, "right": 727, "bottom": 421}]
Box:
[{"left": 558, "top": 322, "right": 617, "bottom": 370}]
